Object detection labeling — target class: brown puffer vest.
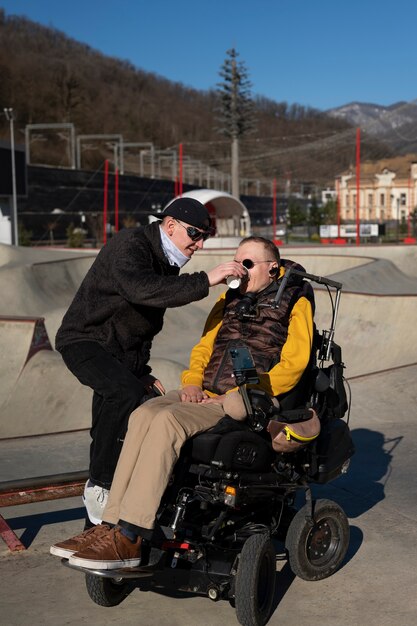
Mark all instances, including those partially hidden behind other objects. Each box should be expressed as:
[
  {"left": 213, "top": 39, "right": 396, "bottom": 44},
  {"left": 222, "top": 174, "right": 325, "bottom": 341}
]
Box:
[{"left": 203, "top": 260, "right": 314, "bottom": 394}]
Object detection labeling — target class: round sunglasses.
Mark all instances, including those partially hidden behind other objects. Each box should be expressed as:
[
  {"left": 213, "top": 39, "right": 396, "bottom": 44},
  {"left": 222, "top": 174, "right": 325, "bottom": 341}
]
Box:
[
  {"left": 175, "top": 219, "right": 212, "bottom": 242},
  {"left": 239, "top": 259, "right": 275, "bottom": 270}
]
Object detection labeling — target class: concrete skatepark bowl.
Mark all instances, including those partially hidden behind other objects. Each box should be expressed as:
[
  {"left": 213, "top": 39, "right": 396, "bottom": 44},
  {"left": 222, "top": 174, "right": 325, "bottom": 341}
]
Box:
[{"left": 0, "top": 241, "right": 416, "bottom": 626}]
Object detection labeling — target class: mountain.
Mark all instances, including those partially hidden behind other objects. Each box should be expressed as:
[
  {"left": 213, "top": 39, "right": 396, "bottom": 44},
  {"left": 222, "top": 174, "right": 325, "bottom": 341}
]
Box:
[
  {"left": 327, "top": 101, "right": 417, "bottom": 153},
  {"left": 0, "top": 10, "right": 393, "bottom": 186}
]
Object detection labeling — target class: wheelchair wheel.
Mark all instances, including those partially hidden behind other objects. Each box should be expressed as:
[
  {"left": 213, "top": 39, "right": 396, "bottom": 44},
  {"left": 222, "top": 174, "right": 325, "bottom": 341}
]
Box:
[
  {"left": 234, "top": 533, "right": 276, "bottom": 626},
  {"left": 85, "top": 573, "right": 132, "bottom": 607},
  {"left": 285, "top": 498, "right": 349, "bottom": 581}
]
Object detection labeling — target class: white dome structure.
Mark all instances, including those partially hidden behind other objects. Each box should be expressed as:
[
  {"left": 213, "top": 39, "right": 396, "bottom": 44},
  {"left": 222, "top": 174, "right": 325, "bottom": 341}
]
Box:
[{"left": 164, "top": 189, "right": 251, "bottom": 244}]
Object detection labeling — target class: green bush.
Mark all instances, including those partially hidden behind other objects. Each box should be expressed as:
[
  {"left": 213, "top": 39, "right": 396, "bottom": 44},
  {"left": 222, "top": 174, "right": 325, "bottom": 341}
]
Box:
[
  {"left": 66, "top": 223, "right": 85, "bottom": 248},
  {"left": 18, "top": 223, "right": 33, "bottom": 246}
]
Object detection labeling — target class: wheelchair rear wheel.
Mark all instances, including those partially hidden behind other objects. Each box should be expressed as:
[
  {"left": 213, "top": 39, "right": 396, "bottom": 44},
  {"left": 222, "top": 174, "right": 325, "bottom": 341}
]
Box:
[
  {"left": 285, "top": 498, "right": 349, "bottom": 581},
  {"left": 85, "top": 573, "right": 133, "bottom": 607},
  {"left": 234, "top": 533, "right": 276, "bottom": 626}
]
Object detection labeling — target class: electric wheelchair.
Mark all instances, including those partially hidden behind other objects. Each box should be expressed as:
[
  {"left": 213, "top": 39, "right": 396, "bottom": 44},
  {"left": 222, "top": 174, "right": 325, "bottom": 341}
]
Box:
[{"left": 64, "top": 269, "right": 354, "bottom": 626}]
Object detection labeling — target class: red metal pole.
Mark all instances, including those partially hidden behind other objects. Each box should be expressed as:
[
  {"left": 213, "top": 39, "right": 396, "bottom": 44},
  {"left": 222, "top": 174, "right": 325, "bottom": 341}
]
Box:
[
  {"left": 103, "top": 159, "right": 109, "bottom": 244},
  {"left": 114, "top": 167, "right": 119, "bottom": 233},
  {"left": 179, "top": 143, "right": 183, "bottom": 197},
  {"left": 272, "top": 178, "right": 277, "bottom": 242},
  {"left": 0, "top": 513, "right": 26, "bottom": 552},
  {"left": 356, "top": 128, "right": 361, "bottom": 246}
]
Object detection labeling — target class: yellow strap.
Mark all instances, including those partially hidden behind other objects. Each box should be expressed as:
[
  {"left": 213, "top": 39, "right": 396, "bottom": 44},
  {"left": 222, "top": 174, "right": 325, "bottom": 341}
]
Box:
[{"left": 283, "top": 425, "right": 318, "bottom": 443}]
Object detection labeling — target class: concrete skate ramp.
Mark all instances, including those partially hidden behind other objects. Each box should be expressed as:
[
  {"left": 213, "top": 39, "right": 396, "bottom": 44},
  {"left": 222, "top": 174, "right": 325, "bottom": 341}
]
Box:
[
  {"left": 0, "top": 244, "right": 96, "bottom": 340},
  {"left": 314, "top": 290, "right": 417, "bottom": 378},
  {"left": 325, "top": 258, "right": 417, "bottom": 295},
  {"left": 289, "top": 243, "right": 417, "bottom": 277},
  {"left": 0, "top": 351, "right": 185, "bottom": 439},
  {"left": 0, "top": 350, "right": 91, "bottom": 438},
  {"left": 0, "top": 317, "right": 52, "bottom": 399},
  {"left": 1, "top": 242, "right": 417, "bottom": 438}
]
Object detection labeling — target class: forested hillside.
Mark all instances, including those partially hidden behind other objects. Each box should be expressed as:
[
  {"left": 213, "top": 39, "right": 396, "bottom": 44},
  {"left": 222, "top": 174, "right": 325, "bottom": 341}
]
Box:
[{"left": 0, "top": 10, "right": 392, "bottom": 186}]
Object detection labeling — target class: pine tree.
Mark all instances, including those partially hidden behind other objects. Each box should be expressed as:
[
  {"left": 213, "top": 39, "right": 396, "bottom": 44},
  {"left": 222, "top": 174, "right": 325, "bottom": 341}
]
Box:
[{"left": 216, "top": 48, "right": 255, "bottom": 197}]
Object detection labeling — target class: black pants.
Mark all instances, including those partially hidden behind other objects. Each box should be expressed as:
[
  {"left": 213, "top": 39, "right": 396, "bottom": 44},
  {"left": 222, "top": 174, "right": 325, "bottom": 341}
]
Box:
[{"left": 60, "top": 341, "right": 146, "bottom": 489}]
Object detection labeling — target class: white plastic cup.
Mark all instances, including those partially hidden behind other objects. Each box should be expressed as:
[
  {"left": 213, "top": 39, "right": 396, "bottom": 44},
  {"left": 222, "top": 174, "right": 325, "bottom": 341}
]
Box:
[
  {"left": 226, "top": 268, "right": 248, "bottom": 289},
  {"left": 226, "top": 275, "right": 242, "bottom": 289}
]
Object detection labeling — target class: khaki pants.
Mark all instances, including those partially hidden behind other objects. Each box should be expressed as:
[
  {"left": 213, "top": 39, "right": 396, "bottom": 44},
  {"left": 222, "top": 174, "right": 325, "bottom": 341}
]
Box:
[{"left": 103, "top": 391, "right": 226, "bottom": 530}]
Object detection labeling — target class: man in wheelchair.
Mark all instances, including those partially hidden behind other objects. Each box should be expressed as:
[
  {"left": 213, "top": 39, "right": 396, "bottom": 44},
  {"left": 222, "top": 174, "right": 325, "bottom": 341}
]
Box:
[
  {"left": 50, "top": 235, "right": 318, "bottom": 567},
  {"left": 50, "top": 236, "right": 355, "bottom": 624}
]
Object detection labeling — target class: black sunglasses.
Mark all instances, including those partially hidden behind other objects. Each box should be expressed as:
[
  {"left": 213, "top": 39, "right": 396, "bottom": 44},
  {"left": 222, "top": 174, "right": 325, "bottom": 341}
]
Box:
[
  {"left": 240, "top": 258, "right": 275, "bottom": 269},
  {"left": 175, "top": 219, "right": 212, "bottom": 242}
]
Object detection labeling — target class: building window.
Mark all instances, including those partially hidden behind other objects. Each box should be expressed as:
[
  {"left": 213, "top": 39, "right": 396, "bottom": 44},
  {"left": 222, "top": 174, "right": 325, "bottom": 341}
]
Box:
[
  {"left": 345, "top": 195, "right": 349, "bottom": 207},
  {"left": 368, "top": 194, "right": 373, "bottom": 207},
  {"left": 401, "top": 193, "right": 406, "bottom": 206},
  {"left": 380, "top": 193, "right": 385, "bottom": 206}
]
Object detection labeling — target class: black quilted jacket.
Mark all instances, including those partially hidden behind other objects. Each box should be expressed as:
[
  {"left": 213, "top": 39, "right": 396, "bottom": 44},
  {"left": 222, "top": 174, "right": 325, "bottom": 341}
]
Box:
[{"left": 55, "top": 221, "right": 209, "bottom": 374}]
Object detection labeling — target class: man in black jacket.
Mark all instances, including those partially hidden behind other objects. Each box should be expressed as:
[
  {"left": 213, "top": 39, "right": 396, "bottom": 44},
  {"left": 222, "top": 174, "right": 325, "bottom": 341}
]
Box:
[{"left": 55, "top": 197, "right": 246, "bottom": 525}]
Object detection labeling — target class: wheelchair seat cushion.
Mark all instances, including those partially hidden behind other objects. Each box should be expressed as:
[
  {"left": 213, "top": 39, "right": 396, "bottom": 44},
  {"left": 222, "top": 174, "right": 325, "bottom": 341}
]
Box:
[{"left": 191, "top": 430, "right": 275, "bottom": 472}]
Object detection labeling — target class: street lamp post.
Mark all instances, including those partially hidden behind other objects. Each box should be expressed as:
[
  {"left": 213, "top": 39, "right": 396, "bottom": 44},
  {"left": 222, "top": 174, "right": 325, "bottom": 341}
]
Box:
[
  {"left": 3, "top": 107, "right": 18, "bottom": 245},
  {"left": 396, "top": 197, "right": 400, "bottom": 243}
]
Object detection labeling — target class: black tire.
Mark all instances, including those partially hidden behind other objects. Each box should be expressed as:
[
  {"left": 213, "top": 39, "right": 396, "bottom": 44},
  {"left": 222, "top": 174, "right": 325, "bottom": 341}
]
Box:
[
  {"left": 85, "top": 573, "right": 132, "bottom": 607},
  {"left": 235, "top": 533, "right": 276, "bottom": 626},
  {"left": 285, "top": 498, "right": 349, "bottom": 581}
]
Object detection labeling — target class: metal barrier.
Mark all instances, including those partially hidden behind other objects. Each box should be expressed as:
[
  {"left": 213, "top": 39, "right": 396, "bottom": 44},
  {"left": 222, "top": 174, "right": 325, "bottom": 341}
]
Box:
[{"left": 0, "top": 470, "right": 88, "bottom": 552}]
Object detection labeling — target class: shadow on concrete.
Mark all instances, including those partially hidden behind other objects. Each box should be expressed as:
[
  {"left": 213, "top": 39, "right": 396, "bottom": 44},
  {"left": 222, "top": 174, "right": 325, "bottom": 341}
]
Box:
[
  {"left": 5, "top": 506, "right": 86, "bottom": 548},
  {"left": 343, "top": 427, "right": 400, "bottom": 516},
  {"left": 129, "top": 560, "right": 297, "bottom": 625},
  {"left": 313, "top": 427, "right": 401, "bottom": 520},
  {"left": 270, "top": 561, "right": 296, "bottom": 616},
  {"left": 4, "top": 428, "right": 398, "bottom": 558},
  {"left": 343, "top": 524, "right": 363, "bottom": 564}
]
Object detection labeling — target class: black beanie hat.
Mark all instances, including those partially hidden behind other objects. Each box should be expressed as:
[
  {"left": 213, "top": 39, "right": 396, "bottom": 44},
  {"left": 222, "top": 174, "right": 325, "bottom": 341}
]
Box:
[{"left": 160, "top": 198, "right": 212, "bottom": 231}]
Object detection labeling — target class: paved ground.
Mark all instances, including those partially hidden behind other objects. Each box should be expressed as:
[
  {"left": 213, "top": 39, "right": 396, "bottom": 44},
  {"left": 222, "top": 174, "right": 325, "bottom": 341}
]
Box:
[
  {"left": 1, "top": 365, "right": 416, "bottom": 626},
  {"left": 1, "top": 241, "right": 417, "bottom": 625}
]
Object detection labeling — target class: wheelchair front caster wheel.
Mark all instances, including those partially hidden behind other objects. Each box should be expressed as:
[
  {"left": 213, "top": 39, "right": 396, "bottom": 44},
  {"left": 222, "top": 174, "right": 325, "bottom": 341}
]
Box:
[
  {"left": 85, "top": 573, "right": 133, "bottom": 607},
  {"left": 285, "top": 498, "right": 350, "bottom": 581}
]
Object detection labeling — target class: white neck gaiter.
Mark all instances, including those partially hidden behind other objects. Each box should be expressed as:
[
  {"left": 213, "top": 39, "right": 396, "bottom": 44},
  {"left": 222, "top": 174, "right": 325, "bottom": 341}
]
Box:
[{"left": 159, "top": 226, "right": 190, "bottom": 268}]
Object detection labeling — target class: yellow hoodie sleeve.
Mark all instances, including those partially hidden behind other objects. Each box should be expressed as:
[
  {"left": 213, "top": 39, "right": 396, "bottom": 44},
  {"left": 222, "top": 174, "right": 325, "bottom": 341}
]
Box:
[{"left": 181, "top": 293, "right": 226, "bottom": 388}]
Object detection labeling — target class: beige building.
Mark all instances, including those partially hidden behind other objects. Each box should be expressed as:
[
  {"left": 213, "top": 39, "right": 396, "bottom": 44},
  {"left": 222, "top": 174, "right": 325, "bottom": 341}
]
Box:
[{"left": 337, "top": 155, "right": 417, "bottom": 222}]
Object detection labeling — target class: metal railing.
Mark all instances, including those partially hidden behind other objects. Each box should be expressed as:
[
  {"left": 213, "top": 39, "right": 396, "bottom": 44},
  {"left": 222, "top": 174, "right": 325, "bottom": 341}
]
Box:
[{"left": 0, "top": 470, "right": 88, "bottom": 552}]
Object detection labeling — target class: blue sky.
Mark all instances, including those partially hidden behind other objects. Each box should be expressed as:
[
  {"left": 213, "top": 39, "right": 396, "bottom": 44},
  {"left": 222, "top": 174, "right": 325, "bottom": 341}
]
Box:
[{"left": 2, "top": 0, "right": 416, "bottom": 111}]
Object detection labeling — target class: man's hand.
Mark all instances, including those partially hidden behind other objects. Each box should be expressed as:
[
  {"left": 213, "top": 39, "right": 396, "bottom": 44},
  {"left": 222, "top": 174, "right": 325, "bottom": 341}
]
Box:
[
  {"left": 180, "top": 385, "right": 208, "bottom": 403},
  {"left": 200, "top": 393, "right": 227, "bottom": 406},
  {"left": 140, "top": 374, "right": 165, "bottom": 396},
  {"left": 152, "top": 379, "right": 165, "bottom": 395},
  {"left": 206, "top": 261, "right": 247, "bottom": 287}
]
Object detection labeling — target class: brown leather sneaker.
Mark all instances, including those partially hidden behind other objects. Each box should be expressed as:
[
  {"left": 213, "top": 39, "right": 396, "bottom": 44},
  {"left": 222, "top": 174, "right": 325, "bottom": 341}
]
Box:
[
  {"left": 50, "top": 523, "right": 111, "bottom": 558},
  {"left": 69, "top": 527, "right": 142, "bottom": 570}
]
